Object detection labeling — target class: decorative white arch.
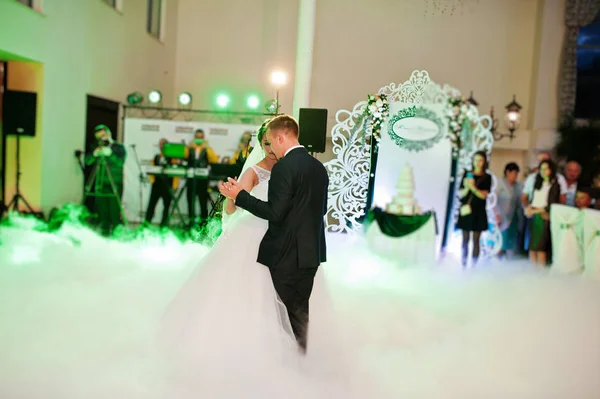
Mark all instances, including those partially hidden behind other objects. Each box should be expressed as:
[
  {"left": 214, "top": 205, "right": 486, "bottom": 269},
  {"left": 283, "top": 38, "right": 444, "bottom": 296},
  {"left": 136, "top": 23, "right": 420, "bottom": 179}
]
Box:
[{"left": 324, "top": 70, "right": 502, "bottom": 259}]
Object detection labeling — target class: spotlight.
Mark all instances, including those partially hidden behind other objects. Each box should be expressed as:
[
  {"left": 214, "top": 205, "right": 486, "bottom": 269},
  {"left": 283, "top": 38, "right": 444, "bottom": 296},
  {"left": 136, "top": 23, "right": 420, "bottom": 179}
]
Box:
[
  {"left": 265, "top": 99, "right": 278, "bottom": 114},
  {"left": 271, "top": 70, "right": 287, "bottom": 87},
  {"left": 148, "top": 90, "right": 162, "bottom": 104},
  {"left": 216, "top": 94, "right": 230, "bottom": 109},
  {"left": 247, "top": 95, "right": 260, "bottom": 110},
  {"left": 178, "top": 92, "right": 192, "bottom": 106},
  {"left": 126, "top": 92, "right": 143, "bottom": 105}
]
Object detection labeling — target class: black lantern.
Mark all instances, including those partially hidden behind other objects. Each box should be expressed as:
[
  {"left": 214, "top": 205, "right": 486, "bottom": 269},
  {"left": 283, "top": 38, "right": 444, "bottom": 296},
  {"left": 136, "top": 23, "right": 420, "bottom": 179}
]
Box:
[{"left": 490, "top": 94, "right": 522, "bottom": 141}]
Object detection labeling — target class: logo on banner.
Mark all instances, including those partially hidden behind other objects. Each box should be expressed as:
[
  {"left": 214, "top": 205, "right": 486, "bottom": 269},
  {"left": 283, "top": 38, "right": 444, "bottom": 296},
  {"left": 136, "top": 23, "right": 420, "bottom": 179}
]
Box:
[
  {"left": 388, "top": 106, "right": 444, "bottom": 152},
  {"left": 175, "top": 126, "right": 195, "bottom": 134},
  {"left": 141, "top": 124, "right": 160, "bottom": 132},
  {"left": 210, "top": 128, "right": 228, "bottom": 136}
]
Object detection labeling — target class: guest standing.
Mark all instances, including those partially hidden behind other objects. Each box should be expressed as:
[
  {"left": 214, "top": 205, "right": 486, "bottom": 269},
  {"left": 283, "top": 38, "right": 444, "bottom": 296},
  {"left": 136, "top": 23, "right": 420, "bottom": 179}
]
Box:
[
  {"left": 494, "top": 162, "right": 522, "bottom": 258},
  {"left": 456, "top": 151, "right": 492, "bottom": 267},
  {"left": 522, "top": 160, "right": 561, "bottom": 266}
]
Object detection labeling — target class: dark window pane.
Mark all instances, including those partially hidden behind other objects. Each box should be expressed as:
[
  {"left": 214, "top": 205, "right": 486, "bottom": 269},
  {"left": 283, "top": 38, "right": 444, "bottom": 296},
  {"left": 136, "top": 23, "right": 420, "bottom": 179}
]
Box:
[
  {"left": 575, "top": 47, "right": 600, "bottom": 118},
  {"left": 578, "top": 20, "right": 600, "bottom": 46},
  {"left": 147, "top": 0, "right": 162, "bottom": 38}
]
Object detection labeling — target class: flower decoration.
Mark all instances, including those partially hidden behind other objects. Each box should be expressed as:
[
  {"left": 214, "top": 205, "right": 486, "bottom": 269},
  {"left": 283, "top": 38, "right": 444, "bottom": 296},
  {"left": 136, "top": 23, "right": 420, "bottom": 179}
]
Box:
[
  {"left": 446, "top": 96, "right": 478, "bottom": 149},
  {"left": 365, "top": 94, "right": 389, "bottom": 142}
]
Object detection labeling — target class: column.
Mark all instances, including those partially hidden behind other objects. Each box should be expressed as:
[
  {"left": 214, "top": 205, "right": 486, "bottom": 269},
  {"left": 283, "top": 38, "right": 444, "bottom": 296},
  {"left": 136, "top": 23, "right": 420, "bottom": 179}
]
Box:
[{"left": 292, "top": 0, "right": 317, "bottom": 119}]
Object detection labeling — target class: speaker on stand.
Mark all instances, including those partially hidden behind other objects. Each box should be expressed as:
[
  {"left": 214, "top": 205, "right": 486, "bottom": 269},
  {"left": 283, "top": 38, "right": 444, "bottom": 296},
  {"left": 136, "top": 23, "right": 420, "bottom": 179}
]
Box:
[
  {"left": 299, "top": 108, "right": 328, "bottom": 154},
  {"left": 3, "top": 90, "right": 38, "bottom": 215}
]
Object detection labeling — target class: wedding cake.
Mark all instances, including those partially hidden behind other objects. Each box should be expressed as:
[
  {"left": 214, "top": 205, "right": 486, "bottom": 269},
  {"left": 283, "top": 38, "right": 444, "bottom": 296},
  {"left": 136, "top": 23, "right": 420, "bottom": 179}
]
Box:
[{"left": 386, "top": 164, "right": 422, "bottom": 216}]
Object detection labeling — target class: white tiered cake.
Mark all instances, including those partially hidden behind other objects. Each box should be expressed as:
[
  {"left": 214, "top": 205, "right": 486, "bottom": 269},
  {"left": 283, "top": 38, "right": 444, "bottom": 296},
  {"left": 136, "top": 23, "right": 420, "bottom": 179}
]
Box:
[{"left": 386, "top": 164, "right": 422, "bottom": 216}]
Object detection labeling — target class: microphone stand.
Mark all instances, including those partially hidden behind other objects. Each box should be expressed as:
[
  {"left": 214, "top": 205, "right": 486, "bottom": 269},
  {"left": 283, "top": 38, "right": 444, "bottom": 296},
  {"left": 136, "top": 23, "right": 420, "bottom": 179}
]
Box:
[
  {"left": 74, "top": 150, "right": 85, "bottom": 173},
  {"left": 129, "top": 144, "right": 148, "bottom": 223}
]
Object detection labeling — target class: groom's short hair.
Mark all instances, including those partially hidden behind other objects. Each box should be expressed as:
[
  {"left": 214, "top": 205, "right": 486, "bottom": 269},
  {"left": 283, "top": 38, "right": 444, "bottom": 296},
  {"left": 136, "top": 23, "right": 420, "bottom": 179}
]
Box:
[{"left": 267, "top": 115, "right": 299, "bottom": 138}]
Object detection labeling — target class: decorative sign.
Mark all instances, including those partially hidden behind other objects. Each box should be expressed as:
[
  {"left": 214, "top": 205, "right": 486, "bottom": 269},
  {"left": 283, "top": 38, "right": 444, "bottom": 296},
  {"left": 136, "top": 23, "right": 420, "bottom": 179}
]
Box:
[{"left": 388, "top": 106, "right": 444, "bottom": 152}]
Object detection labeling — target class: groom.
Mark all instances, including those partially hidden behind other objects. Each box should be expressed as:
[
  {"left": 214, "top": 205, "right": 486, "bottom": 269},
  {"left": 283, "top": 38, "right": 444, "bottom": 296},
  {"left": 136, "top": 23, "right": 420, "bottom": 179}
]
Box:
[{"left": 218, "top": 115, "right": 329, "bottom": 352}]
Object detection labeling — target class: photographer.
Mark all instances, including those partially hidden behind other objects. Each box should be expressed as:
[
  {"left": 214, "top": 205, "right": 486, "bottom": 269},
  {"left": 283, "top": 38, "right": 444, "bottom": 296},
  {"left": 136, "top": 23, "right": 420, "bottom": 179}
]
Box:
[{"left": 85, "top": 125, "right": 126, "bottom": 235}]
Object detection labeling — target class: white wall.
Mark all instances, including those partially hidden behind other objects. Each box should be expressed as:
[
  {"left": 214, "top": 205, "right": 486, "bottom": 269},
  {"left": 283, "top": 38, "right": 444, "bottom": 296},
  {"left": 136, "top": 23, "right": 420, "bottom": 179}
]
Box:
[
  {"left": 174, "top": 0, "right": 298, "bottom": 114},
  {"left": 0, "top": 0, "right": 179, "bottom": 212},
  {"left": 311, "top": 0, "right": 540, "bottom": 138}
]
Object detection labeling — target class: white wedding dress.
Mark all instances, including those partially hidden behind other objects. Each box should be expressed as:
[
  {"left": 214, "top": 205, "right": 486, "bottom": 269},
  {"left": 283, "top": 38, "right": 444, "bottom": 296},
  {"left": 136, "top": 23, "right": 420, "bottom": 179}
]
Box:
[
  {"left": 160, "top": 165, "right": 298, "bottom": 364},
  {"left": 158, "top": 164, "right": 350, "bottom": 397}
]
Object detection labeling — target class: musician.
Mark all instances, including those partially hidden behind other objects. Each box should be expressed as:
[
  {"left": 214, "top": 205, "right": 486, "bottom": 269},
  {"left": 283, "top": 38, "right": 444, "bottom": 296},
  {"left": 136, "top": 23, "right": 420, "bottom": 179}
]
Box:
[
  {"left": 229, "top": 131, "right": 253, "bottom": 165},
  {"left": 186, "top": 129, "right": 218, "bottom": 223},
  {"left": 145, "top": 138, "right": 174, "bottom": 227},
  {"left": 85, "top": 125, "right": 126, "bottom": 236}
]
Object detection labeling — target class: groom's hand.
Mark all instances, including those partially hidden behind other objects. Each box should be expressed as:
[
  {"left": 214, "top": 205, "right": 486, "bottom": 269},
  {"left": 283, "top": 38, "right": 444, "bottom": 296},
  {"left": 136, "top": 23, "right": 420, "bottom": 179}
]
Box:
[
  {"left": 218, "top": 177, "right": 243, "bottom": 200},
  {"left": 225, "top": 177, "right": 243, "bottom": 199}
]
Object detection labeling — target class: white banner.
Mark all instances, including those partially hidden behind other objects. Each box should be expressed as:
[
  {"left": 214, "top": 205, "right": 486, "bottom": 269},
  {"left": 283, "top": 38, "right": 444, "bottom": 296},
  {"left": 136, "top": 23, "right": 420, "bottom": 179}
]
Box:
[
  {"left": 122, "top": 118, "right": 259, "bottom": 223},
  {"left": 372, "top": 102, "right": 453, "bottom": 252}
]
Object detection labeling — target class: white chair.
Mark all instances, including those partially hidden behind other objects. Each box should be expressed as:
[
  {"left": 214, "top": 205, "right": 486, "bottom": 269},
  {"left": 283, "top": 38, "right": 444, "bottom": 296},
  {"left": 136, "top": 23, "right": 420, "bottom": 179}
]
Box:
[
  {"left": 582, "top": 208, "right": 600, "bottom": 279},
  {"left": 550, "top": 204, "right": 583, "bottom": 273}
]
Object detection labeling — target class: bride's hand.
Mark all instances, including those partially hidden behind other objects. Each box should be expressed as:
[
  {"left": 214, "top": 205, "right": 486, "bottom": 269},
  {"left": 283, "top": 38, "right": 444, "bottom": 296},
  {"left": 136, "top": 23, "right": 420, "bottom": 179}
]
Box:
[
  {"left": 218, "top": 177, "right": 243, "bottom": 199},
  {"left": 218, "top": 181, "right": 233, "bottom": 198}
]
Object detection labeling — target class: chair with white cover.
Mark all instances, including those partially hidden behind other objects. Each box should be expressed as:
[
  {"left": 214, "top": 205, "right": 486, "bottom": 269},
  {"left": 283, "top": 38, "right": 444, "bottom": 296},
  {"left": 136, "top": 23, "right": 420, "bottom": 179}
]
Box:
[
  {"left": 582, "top": 208, "right": 600, "bottom": 279},
  {"left": 550, "top": 204, "right": 583, "bottom": 273}
]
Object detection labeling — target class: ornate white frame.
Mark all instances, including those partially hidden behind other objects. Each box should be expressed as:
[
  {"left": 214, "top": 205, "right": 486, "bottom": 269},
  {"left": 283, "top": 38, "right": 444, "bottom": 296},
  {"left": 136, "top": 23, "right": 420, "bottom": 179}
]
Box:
[{"left": 324, "top": 70, "right": 501, "bottom": 259}]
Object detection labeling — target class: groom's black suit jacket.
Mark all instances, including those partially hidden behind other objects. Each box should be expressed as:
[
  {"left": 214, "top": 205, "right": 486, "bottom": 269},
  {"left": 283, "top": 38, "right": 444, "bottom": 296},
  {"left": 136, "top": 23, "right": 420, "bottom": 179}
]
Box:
[{"left": 235, "top": 147, "right": 328, "bottom": 270}]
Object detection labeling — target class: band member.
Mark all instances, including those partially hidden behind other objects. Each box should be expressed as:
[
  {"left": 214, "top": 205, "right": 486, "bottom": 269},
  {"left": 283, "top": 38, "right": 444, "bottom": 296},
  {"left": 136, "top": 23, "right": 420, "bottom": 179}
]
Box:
[
  {"left": 145, "top": 138, "right": 174, "bottom": 227},
  {"left": 186, "top": 129, "right": 218, "bottom": 223},
  {"left": 85, "top": 125, "right": 126, "bottom": 236},
  {"left": 229, "top": 131, "right": 253, "bottom": 165}
]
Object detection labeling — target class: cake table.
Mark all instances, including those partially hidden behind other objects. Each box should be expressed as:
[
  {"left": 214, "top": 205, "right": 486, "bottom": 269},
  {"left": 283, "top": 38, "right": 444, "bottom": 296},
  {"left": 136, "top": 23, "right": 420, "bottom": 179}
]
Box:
[{"left": 365, "top": 207, "right": 437, "bottom": 266}]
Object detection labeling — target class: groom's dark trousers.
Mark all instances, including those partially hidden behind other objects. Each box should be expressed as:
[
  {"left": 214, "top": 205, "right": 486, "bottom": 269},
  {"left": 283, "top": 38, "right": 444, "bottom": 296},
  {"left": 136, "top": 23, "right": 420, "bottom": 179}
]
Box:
[{"left": 235, "top": 147, "right": 328, "bottom": 351}]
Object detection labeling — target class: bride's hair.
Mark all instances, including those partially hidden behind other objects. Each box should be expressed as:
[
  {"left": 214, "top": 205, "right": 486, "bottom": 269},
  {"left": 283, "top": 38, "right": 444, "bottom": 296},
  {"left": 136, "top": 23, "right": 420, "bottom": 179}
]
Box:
[{"left": 257, "top": 118, "right": 270, "bottom": 144}]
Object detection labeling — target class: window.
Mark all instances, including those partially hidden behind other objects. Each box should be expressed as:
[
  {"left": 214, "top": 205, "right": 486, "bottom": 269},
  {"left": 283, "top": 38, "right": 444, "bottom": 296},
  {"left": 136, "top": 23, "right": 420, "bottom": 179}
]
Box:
[
  {"left": 147, "top": 0, "right": 163, "bottom": 39},
  {"left": 575, "top": 18, "right": 600, "bottom": 119},
  {"left": 102, "top": 0, "right": 117, "bottom": 8},
  {"left": 15, "top": 0, "right": 33, "bottom": 7}
]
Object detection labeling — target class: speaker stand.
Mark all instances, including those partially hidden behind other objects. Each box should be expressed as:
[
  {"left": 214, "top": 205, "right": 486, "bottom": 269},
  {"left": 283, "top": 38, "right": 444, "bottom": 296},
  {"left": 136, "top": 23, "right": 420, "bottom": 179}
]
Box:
[{"left": 6, "top": 129, "right": 36, "bottom": 214}]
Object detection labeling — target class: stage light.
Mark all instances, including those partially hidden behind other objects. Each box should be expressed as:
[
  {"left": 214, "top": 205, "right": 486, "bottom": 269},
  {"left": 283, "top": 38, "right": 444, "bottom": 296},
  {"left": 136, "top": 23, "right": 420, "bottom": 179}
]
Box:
[
  {"left": 126, "top": 92, "right": 143, "bottom": 105},
  {"left": 271, "top": 70, "right": 287, "bottom": 87},
  {"left": 178, "top": 92, "right": 192, "bottom": 106},
  {"left": 247, "top": 95, "right": 260, "bottom": 110},
  {"left": 216, "top": 94, "right": 230, "bottom": 108},
  {"left": 265, "top": 99, "right": 278, "bottom": 114},
  {"left": 148, "top": 90, "right": 162, "bottom": 104}
]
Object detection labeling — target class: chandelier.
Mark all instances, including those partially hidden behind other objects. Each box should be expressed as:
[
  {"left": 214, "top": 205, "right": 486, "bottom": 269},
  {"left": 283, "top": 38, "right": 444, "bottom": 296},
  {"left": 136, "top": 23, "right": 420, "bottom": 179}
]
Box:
[{"left": 423, "top": 0, "right": 480, "bottom": 16}]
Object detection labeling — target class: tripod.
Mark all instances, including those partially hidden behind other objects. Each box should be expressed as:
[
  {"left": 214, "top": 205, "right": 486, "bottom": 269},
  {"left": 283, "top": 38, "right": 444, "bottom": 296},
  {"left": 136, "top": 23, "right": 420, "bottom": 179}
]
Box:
[
  {"left": 83, "top": 154, "right": 128, "bottom": 233},
  {"left": 6, "top": 128, "right": 35, "bottom": 213}
]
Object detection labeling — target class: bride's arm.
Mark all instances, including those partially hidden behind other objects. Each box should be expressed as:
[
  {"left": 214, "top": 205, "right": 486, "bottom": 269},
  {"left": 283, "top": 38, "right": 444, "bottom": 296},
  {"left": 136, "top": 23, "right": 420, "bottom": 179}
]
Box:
[{"left": 224, "top": 168, "right": 258, "bottom": 215}]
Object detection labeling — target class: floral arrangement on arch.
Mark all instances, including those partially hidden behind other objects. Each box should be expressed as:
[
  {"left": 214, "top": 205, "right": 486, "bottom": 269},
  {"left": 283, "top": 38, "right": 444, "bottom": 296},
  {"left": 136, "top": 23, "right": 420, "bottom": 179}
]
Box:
[
  {"left": 446, "top": 96, "right": 478, "bottom": 149},
  {"left": 365, "top": 94, "right": 390, "bottom": 142}
]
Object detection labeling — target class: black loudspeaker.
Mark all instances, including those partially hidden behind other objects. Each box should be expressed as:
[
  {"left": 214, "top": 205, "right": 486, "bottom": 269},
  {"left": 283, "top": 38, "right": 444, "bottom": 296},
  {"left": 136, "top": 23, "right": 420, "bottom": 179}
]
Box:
[
  {"left": 299, "top": 108, "right": 328, "bottom": 153},
  {"left": 3, "top": 90, "right": 37, "bottom": 136}
]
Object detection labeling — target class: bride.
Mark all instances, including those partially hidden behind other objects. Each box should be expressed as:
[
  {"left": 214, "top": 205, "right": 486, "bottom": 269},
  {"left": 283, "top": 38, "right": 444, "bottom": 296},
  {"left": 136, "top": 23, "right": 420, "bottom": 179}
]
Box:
[{"left": 160, "top": 120, "right": 317, "bottom": 377}]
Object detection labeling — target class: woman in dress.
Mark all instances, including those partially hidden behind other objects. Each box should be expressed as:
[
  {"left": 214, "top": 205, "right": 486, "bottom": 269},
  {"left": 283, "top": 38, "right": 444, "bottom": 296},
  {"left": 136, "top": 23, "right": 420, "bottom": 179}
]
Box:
[
  {"left": 522, "top": 160, "right": 560, "bottom": 266},
  {"left": 494, "top": 162, "right": 522, "bottom": 258},
  {"left": 456, "top": 151, "right": 492, "bottom": 267},
  {"left": 160, "top": 121, "right": 297, "bottom": 364},
  {"left": 159, "top": 121, "right": 355, "bottom": 396}
]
